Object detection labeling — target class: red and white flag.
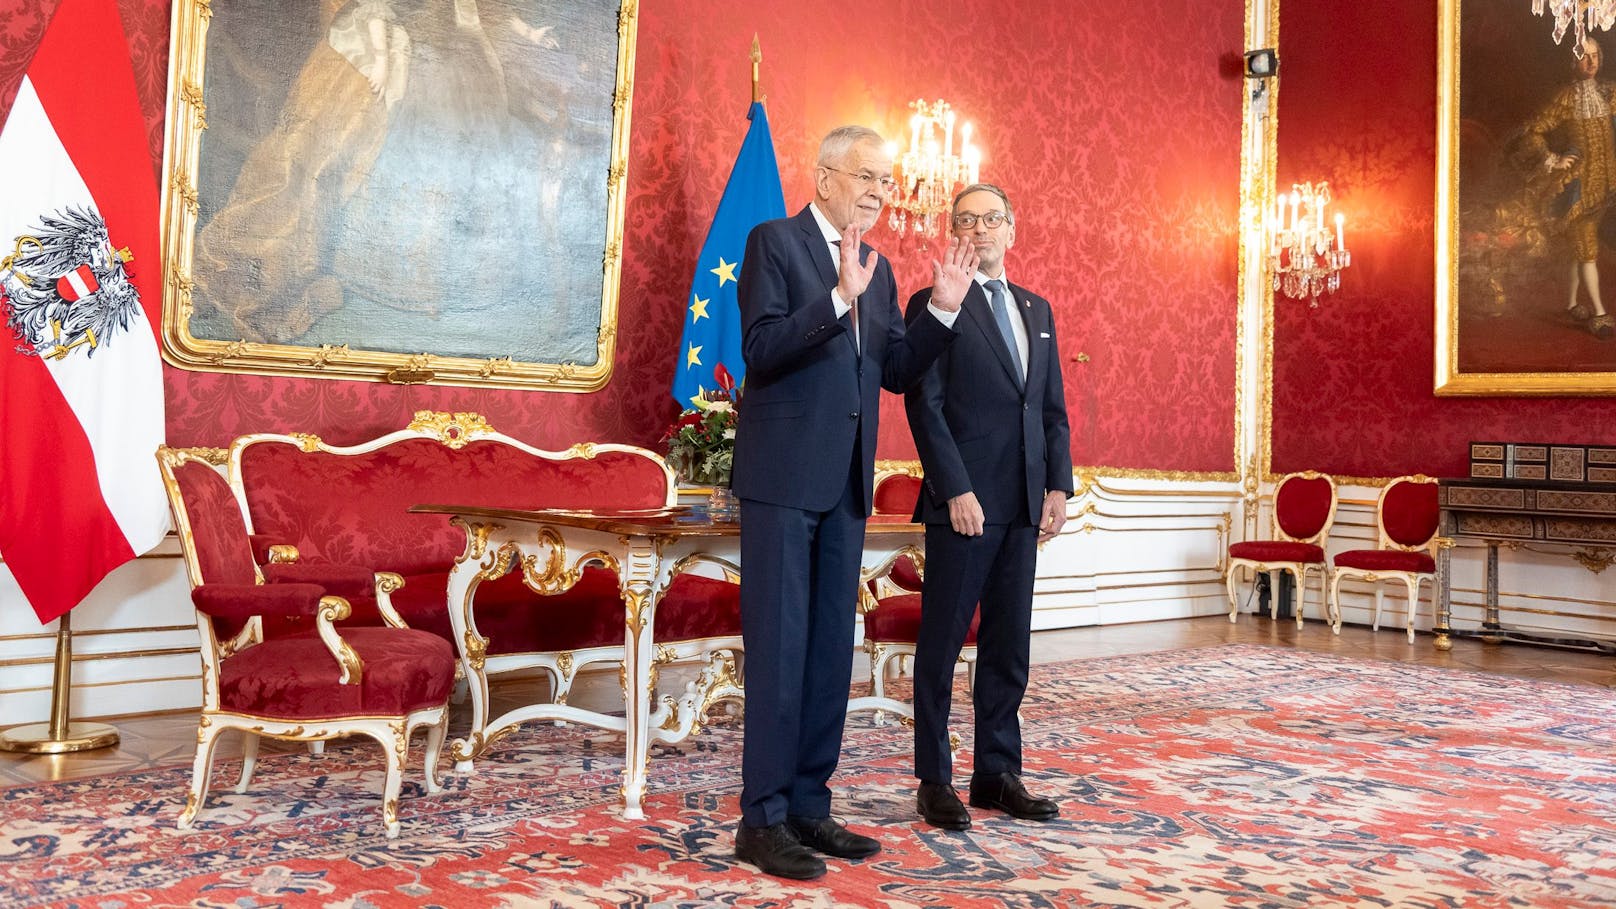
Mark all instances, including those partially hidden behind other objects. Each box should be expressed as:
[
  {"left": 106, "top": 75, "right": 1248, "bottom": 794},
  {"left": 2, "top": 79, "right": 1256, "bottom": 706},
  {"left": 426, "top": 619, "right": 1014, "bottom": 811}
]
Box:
[{"left": 0, "top": 0, "right": 167, "bottom": 624}]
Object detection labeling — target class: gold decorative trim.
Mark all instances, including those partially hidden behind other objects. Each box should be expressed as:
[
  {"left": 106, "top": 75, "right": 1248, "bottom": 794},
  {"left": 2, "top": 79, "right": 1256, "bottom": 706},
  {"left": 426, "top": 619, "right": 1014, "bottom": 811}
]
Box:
[{"left": 407, "top": 411, "right": 496, "bottom": 448}]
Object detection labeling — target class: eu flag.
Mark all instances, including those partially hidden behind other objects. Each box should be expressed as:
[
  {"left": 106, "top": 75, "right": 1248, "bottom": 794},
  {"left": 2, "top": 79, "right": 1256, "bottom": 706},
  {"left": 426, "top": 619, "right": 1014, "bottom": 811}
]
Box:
[{"left": 672, "top": 102, "right": 786, "bottom": 408}]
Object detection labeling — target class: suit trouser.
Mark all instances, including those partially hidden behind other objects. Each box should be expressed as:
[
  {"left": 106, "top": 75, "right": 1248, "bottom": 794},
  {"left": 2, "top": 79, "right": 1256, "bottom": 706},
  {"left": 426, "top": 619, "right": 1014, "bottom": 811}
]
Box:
[
  {"left": 913, "top": 520, "right": 1037, "bottom": 783},
  {"left": 737, "top": 463, "right": 866, "bottom": 827}
]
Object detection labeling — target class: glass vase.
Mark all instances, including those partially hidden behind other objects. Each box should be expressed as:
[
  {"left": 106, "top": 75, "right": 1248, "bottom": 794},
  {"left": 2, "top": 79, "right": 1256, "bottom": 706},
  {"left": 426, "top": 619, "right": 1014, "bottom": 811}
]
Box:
[{"left": 706, "top": 484, "right": 740, "bottom": 521}]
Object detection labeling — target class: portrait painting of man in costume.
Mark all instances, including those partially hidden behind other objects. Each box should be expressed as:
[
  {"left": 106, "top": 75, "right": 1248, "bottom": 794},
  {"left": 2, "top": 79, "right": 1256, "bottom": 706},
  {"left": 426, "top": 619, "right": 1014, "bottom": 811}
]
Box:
[
  {"left": 161, "top": 0, "right": 633, "bottom": 390},
  {"left": 1438, "top": 0, "right": 1616, "bottom": 393}
]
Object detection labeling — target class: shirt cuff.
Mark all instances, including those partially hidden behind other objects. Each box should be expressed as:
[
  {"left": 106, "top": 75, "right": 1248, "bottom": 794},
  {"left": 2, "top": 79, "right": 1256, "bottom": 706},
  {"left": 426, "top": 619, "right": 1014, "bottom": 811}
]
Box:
[
  {"left": 831, "top": 288, "right": 852, "bottom": 318},
  {"left": 927, "top": 303, "right": 960, "bottom": 328}
]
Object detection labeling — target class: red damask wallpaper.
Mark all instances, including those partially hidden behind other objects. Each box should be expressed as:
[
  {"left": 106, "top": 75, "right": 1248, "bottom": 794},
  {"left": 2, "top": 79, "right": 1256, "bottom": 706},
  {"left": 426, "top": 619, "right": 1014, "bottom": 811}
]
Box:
[
  {"left": 1, "top": 0, "right": 1242, "bottom": 473},
  {"left": 1274, "top": 0, "right": 1616, "bottom": 478}
]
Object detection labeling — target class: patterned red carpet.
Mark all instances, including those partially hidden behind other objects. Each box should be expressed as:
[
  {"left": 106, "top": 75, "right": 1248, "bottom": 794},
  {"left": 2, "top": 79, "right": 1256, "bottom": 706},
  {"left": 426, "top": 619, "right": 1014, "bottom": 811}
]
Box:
[{"left": 4, "top": 644, "right": 1616, "bottom": 908}]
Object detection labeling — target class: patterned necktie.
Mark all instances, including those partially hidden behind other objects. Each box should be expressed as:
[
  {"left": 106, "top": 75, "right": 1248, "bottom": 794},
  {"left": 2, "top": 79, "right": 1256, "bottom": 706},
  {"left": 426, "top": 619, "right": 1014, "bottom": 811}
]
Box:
[{"left": 984, "top": 278, "right": 1024, "bottom": 386}]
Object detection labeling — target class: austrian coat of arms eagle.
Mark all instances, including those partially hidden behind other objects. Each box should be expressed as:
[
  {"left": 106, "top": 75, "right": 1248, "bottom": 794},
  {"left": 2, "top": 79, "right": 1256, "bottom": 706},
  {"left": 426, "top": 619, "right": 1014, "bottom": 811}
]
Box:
[{"left": 0, "top": 206, "right": 140, "bottom": 361}]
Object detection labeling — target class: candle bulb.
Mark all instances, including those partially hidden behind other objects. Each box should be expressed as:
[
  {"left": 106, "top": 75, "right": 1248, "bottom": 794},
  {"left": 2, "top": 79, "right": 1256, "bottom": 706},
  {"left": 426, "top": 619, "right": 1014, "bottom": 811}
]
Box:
[
  {"left": 1334, "top": 212, "right": 1345, "bottom": 250},
  {"left": 1289, "top": 192, "right": 1300, "bottom": 234},
  {"left": 910, "top": 112, "right": 921, "bottom": 153},
  {"left": 944, "top": 108, "right": 956, "bottom": 160}
]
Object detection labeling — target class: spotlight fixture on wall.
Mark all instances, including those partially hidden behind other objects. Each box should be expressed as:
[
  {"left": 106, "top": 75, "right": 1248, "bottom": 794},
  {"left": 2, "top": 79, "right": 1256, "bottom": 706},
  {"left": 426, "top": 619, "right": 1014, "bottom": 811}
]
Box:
[
  {"left": 885, "top": 99, "right": 982, "bottom": 241},
  {"left": 1534, "top": 0, "right": 1616, "bottom": 57},
  {"left": 1267, "top": 181, "right": 1350, "bottom": 307}
]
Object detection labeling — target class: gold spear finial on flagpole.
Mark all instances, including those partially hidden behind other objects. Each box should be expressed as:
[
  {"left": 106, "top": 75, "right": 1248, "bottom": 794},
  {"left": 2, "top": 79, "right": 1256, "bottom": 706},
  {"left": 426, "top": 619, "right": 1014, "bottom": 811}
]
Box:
[{"left": 751, "top": 34, "right": 763, "bottom": 104}]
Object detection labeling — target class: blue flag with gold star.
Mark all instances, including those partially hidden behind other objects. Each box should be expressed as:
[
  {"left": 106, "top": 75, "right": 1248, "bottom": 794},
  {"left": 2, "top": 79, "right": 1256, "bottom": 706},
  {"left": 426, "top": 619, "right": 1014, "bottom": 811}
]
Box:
[{"left": 672, "top": 102, "right": 785, "bottom": 408}]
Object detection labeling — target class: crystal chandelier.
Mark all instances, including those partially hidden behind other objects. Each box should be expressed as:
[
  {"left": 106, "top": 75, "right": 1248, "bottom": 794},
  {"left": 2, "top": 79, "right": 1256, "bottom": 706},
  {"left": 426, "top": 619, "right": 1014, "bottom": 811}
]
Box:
[
  {"left": 1267, "top": 181, "right": 1350, "bottom": 307},
  {"left": 1534, "top": 1, "right": 1616, "bottom": 56},
  {"left": 886, "top": 99, "right": 982, "bottom": 240}
]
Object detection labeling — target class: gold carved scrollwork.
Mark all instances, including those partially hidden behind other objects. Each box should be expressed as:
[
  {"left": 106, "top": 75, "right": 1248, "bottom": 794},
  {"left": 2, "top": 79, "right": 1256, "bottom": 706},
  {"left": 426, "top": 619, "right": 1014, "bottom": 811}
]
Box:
[
  {"left": 517, "top": 529, "right": 584, "bottom": 594},
  {"left": 266, "top": 544, "right": 299, "bottom": 564},
  {"left": 462, "top": 629, "right": 488, "bottom": 671},
  {"left": 375, "top": 572, "right": 405, "bottom": 594},
  {"left": 390, "top": 720, "right": 408, "bottom": 770},
  {"left": 568, "top": 441, "right": 600, "bottom": 459},
  {"left": 408, "top": 410, "right": 496, "bottom": 447},
  {"left": 451, "top": 517, "right": 503, "bottom": 565},
  {"left": 290, "top": 432, "right": 322, "bottom": 452},
  {"left": 556, "top": 651, "right": 575, "bottom": 676},
  {"left": 480, "top": 542, "right": 522, "bottom": 582},
  {"left": 1571, "top": 548, "right": 1616, "bottom": 574}
]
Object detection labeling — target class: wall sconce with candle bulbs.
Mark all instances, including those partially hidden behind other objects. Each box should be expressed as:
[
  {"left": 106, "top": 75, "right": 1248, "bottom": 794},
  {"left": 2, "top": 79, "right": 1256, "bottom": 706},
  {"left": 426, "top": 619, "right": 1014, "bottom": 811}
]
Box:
[
  {"left": 1267, "top": 181, "right": 1350, "bottom": 306},
  {"left": 885, "top": 99, "right": 982, "bottom": 241}
]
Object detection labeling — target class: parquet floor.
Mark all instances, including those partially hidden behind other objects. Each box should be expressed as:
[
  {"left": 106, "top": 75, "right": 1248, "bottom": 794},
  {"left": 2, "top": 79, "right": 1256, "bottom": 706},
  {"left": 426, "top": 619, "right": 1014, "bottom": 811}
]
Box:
[{"left": 2, "top": 615, "right": 1609, "bottom": 787}]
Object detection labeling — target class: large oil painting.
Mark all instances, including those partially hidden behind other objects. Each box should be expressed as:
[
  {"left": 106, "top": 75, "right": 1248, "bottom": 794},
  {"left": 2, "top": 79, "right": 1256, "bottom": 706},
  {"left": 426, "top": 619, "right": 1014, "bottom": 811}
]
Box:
[
  {"left": 1436, "top": 0, "right": 1616, "bottom": 394},
  {"left": 160, "top": 0, "right": 635, "bottom": 390}
]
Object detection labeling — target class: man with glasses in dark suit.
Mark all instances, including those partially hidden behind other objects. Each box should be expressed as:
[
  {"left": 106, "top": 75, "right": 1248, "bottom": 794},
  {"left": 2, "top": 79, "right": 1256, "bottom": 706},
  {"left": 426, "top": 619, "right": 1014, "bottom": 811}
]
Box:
[
  {"left": 903, "top": 183, "right": 1073, "bottom": 831},
  {"left": 730, "top": 125, "right": 977, "bottom": 880}
]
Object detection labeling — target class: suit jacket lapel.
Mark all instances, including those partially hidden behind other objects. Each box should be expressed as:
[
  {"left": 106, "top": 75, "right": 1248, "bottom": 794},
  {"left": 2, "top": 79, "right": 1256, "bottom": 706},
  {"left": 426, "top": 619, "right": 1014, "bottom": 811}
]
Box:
[{"left": 964, "top": 281, "right": 1024, "bottom": 392}]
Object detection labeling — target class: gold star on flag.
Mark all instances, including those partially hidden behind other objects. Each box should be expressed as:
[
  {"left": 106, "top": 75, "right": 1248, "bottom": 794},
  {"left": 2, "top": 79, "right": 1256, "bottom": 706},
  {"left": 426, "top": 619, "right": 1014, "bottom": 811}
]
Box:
[
  {"left": 686, "top": 343, "right": 703, "bottom": 368},
  {"left": 710, "top": 257, "right": 738, "bottom": 286},
  {"left": 690, "top": 294, "right": 711, "bottom": 322}
]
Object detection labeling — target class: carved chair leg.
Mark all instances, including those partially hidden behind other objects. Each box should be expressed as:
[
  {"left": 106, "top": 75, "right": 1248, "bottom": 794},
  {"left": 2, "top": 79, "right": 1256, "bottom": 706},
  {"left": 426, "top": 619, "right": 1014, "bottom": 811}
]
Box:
[
  {"left": 373, "top": 728, "right": 405, "bottom": 840},
  {"left": 1372, "top": 588, "right": 1385, "bottom": 632},
  {"left": 1404, "top": 575, "right": 1421, "bottom": 644},
  {"left": 1225, "top": 564, "right": 1243, "bottom": 623},
  {"left": 422, "top": 719, "right": 446, "bottom": 795},
  {"left": 870, "top": 647, "right": 891, "bottom": 726},
  {"left": 1293, "top": 567, "right": 1307, "bottom": 629},
  {"left": 234, "top": 731, "right": 260, "bottom": 793},
  {"left": 179, "top": 722, "right": 225, "bottom": 830}
]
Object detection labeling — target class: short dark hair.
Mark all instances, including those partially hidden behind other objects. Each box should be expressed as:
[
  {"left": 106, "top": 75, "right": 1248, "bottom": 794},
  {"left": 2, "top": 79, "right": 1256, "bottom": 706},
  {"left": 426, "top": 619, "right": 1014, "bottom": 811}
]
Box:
[{"left": 952, "top": 182, "right": 1014, "bottom": 224}]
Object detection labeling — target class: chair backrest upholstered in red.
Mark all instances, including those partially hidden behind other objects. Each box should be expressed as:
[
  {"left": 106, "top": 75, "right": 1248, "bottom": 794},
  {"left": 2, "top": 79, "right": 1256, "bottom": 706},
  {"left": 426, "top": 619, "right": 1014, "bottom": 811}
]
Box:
[
  {"left": 1380, "top": 477, "right": 1440, "bottom": 550},
  {"left": 236, "top": 436, "right": 672, "bottom": 578},
  {"left": 1274, "top": 472, "right": 1335, "bottom": 542},
  {"left": 871, "top": 471, "right": 924, "bottom": 593},
  {"left": 873, "top": 473, "right": 922, "bottom": 518},
  {"left": 171, "top": 459, "right": 259, "bottom": 588}
]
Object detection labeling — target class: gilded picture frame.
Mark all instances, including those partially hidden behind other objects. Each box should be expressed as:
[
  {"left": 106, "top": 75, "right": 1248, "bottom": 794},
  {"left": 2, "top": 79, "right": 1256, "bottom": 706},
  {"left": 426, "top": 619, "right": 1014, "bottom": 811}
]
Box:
[
  {"left": 159, "top": 0, "right": 636, "bottom": 391},
  {"left": 1435, "top": 0, "right": 1616, "bottom": 394}
]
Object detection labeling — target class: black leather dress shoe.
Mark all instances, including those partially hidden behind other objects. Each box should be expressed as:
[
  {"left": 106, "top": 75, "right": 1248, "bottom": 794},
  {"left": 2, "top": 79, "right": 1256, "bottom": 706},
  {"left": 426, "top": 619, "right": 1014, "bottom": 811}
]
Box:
[
  {"left": 968, "top": 771, "right": 1060, "bottom": 821},
  {"left": 736, "top": 822, "right": 827, "bottom": 880},
  {"left": 916, "top": 781, "right": 972, "bottom": 830},
  {"left": 787, "top": 815, "right": 881, "bottom": 859}
]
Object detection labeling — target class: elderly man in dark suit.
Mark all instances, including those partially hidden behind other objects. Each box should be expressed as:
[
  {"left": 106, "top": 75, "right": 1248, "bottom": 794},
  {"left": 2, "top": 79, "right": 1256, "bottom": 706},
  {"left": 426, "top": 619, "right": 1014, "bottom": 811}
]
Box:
[
  {"left": 903, "top": 183, "right": 1073, "bottom": 831},
  {"left": 731, "top": 124, "right": 977, "bottom": 880}
]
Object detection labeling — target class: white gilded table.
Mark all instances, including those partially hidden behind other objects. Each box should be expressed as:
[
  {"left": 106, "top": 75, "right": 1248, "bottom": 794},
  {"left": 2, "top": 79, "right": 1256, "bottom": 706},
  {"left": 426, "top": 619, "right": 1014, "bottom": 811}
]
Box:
[{"left": 412, "top": 503, "right": 921, "bottom": 818}]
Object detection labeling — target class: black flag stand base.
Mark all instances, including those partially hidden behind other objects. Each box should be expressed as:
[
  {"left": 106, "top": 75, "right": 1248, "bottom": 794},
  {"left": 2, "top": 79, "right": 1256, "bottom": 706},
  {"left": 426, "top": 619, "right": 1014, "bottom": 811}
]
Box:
[{"left": 0, "top": 613, "right": 119, "bottom": 754}]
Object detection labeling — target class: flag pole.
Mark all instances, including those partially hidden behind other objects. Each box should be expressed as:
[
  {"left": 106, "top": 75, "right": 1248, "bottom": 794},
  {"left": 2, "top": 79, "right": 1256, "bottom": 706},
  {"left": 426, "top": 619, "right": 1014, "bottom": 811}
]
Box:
[
  {"left": 751, "top": 34, "right": 763, "bottom": 103},
  {"left": 0, "top": 613, "right": 119, "bottom": 753}
]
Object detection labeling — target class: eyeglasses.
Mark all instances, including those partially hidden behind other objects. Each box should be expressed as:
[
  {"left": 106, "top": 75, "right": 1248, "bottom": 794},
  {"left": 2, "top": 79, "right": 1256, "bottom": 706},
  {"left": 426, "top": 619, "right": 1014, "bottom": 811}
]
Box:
[
  {"left": 823, "top": 166, "right": 897, "bottom": 192},
  {"left": 951, "top": 211, "right": 1010, "bottom": 230}
]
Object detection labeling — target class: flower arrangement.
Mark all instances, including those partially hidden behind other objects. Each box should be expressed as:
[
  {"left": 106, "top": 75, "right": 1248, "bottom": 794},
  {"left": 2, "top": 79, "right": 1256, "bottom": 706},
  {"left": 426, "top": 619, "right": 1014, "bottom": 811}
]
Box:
[{"left": 664, "top": 391, "right": 737, "bottom": 488}]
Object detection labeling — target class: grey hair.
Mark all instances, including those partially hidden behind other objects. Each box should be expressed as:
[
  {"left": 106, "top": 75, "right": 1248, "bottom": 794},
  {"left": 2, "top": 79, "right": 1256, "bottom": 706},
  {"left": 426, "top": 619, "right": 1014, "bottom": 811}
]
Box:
[
  {"left": 817, "top": 125, "right": 885, "bottom": 167},
  {"left": 953, "top": 183, "right": 1015, "bottom": 224}
]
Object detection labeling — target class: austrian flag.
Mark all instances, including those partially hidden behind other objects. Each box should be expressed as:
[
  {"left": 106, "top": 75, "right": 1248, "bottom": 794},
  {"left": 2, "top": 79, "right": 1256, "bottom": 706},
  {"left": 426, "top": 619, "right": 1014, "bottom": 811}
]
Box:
[{"left": 0, "top": 0, "right": 168, "bottom": 623}]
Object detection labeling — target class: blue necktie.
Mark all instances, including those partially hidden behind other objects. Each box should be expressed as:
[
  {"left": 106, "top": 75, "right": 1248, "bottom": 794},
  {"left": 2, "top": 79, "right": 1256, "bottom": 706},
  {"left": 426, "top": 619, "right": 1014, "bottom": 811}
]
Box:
[{"left": 984, "top": 279, "right": 1024, "bottom": 387}]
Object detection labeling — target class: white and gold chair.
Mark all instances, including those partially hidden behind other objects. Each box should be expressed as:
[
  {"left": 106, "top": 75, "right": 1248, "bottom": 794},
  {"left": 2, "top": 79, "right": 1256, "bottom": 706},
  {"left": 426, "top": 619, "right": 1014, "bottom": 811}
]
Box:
[
  {"left": 158, "top": 446, "right": 455, "bottom": 838},
  {"left": 1328, "top": 475, "right": 1440, "bottom": 641},
  {"left": 1225, "top": 471, "right": 1339, "bottom": 628}
]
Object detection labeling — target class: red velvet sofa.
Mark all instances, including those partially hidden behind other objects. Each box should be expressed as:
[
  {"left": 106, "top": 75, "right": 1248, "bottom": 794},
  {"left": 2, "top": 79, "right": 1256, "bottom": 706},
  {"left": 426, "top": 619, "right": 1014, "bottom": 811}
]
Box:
[{"left": 222, "top": 410, "right": 742, "bottom": 705}]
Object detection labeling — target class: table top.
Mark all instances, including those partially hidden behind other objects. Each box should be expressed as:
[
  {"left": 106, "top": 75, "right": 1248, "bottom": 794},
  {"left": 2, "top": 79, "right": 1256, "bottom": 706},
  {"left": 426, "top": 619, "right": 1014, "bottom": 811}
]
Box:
[{"left": 411, "top": 503, "right": 921, "bottom": 536}]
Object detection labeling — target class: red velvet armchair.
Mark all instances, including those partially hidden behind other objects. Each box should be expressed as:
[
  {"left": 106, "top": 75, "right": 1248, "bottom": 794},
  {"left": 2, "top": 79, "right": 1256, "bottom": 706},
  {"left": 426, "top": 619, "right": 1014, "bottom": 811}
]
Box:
[
  {"left": 1328, "top": 475, "right": 1440, "bottom": 641},
  {"left": 857, "top": 467, "right": 978, "bottom": 723},
  {"left": 1225, "top": 471, "right": 1339, "bottom": 628},
  {"left": 158, "top": 447, "right": 455, "bottom": 839}
]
